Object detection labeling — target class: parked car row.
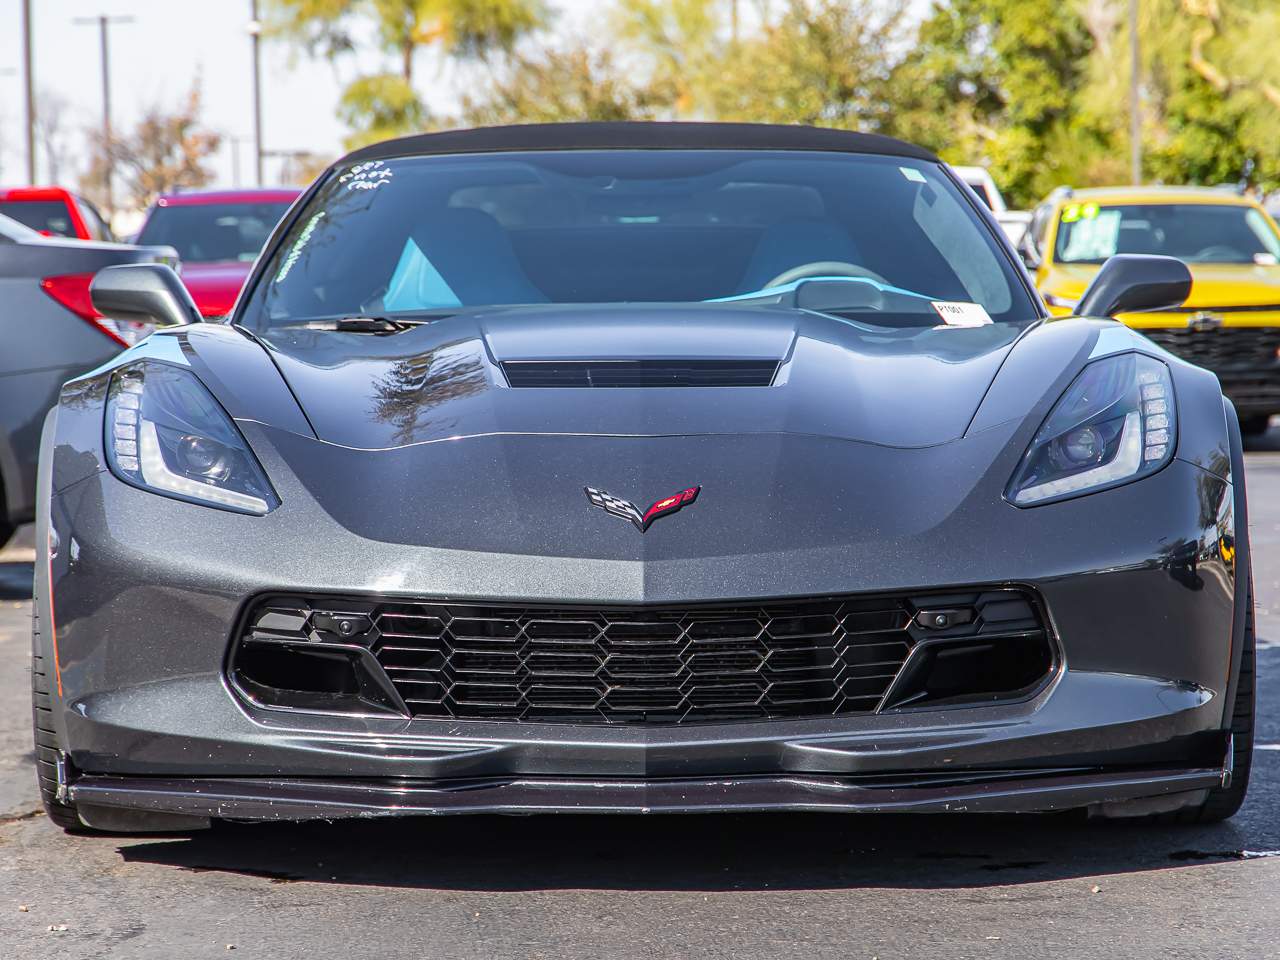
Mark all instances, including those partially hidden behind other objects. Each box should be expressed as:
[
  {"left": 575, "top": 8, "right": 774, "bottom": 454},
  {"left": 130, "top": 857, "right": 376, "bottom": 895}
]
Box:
[
  {"left": 953, "top": 164, "right": 1280, "bottom": 435},
  {"left": 0, "top": 186, "right": 114, "bottom": 241},
  {"left": 134, "top": 189, "right": 300, "bottom": 317},
  {"left": 0, "top": 187, "right": 299, "bottom": 547},
  {"left": 0, "top": 213, "right": 176, "bottom": 546},
  {"left": 1021, "top": 184, "right": 1280, "bottom": 435}
]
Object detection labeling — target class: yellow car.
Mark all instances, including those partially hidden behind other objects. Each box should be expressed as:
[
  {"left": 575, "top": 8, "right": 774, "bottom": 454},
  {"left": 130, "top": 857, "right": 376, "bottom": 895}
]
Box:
[{"left": 1022, "top": 186, "right": 1280, "bottom": 435}]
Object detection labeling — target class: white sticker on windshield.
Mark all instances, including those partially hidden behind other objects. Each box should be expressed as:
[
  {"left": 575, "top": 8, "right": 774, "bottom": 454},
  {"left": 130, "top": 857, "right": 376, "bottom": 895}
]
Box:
[
  {"left": 931, "top": 301, "right": 992, "bottom": 327},
  {"left": 339, "top": 160, "right": 393, "bottom": 192},
  {"left": 900, "top": 166, "right": 927, "bottom": 183}
]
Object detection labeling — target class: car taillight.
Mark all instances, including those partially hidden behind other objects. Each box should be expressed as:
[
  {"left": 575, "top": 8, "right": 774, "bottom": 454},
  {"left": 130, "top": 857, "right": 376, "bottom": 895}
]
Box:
[{"left": 39, "top": 273, "right": 128, "bottom": 347}]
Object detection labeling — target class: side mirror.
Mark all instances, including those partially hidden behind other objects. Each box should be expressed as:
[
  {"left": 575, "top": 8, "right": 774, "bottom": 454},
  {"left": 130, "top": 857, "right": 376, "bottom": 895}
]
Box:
[
  {"left": 1076, "top": 254, "right": 1192, "bottom": 318},
  {"left": 1016, "top": 233, "right": 1041, "bottom": 271},
  {"left": 90, "top": 263, "right": 203, "bottom": 328}
]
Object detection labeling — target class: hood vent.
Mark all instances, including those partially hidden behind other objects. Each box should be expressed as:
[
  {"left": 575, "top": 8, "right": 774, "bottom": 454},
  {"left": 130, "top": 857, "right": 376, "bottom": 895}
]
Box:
[{"left": 502, "top": 359, "right": 780, "bottom": 388}]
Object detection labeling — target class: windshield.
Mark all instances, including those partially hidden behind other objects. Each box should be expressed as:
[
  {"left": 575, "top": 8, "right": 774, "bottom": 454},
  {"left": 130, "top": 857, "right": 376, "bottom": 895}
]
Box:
[
  {"left": 1055, "top": 201, "right": 1280, "bottom": 265},
  {"left": 138, "top": 201, "right": 293, "bottom": 263},
  {"left": 244, "top": 149, "right": 1034, "bottom": 329}
]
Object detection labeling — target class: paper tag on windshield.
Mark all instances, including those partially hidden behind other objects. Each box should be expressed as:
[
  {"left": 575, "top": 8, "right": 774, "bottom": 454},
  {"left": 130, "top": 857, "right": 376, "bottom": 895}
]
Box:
[{"left": 931, "top": 301, "right": 992, "bottom": 327}]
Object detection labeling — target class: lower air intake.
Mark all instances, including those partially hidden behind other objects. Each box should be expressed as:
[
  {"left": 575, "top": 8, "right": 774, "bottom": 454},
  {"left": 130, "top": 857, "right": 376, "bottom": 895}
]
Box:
[{"left": 233, "top": 589, "right": 1055, "bottom": 724}]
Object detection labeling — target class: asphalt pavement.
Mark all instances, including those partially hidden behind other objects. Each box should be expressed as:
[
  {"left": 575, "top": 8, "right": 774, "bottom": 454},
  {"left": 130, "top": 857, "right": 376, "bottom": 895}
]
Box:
[{"left": 2, "top": 433, "right": 1279, "bottom": 959}]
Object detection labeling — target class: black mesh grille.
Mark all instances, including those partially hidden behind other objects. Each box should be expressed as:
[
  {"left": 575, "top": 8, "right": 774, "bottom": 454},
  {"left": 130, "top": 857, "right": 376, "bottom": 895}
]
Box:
[
  {"left": 1140, "top": 324, "right": 1280, "bottom": 370},
  {"left": 501, "top": 359, "right": 779, "bottom": 388},
  {"left": 236, "top": 589, "right": 1051, "bottom": 724}
]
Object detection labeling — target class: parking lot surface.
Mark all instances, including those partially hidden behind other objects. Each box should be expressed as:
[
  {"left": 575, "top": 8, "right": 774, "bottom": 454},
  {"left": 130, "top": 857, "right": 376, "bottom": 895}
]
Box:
[{"left": 2, "top": 435, "right": 1279, "bottom": 959}]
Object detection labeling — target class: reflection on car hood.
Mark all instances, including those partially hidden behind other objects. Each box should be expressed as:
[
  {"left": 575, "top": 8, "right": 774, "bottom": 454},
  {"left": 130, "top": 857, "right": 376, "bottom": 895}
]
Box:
[{"left": 257, "top": 305, "right": 1029, "bottom": 450}]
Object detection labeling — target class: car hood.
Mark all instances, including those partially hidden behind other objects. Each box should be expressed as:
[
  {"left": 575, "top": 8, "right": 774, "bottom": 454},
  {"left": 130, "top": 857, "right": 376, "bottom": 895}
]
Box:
[
  {"left": 256, "top": 305, "right": 1028, "bottom": 450},
  {"left": 180, "top": 261, "right": 254, "bottom": 318}
]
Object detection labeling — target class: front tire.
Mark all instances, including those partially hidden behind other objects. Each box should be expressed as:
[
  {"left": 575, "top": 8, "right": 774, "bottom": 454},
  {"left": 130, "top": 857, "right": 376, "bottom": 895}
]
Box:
[
  {"left": 31, "top": 585, "right": 86, "bottom": 832},
  {"left": 1169, "top": 578, "right": 1255, "bottom": 823}
]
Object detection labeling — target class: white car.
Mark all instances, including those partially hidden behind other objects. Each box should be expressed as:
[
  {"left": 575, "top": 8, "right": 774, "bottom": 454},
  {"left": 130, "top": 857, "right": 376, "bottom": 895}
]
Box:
[{"left": 952, "top": 165, "right": 1031, "bottom": 247}]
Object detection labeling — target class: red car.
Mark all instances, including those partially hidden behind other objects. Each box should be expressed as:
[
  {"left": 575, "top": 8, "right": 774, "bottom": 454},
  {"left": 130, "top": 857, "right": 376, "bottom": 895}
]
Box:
[
  {"left": 0, "top": 186, "right": 114, "bottom": 241},
  {"left": 135, "top": 188, "right": 301, "bottom": 317}
]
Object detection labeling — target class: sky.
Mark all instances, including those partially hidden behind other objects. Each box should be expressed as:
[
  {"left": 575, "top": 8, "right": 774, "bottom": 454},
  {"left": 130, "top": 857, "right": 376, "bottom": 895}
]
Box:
[{"left": 0, "top": 0, "right": 600, "bottom": 189}]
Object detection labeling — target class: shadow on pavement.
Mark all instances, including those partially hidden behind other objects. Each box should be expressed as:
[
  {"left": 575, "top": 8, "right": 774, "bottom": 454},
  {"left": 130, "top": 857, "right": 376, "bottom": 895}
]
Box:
[{"left": 114, "top": 794, "right": 1274, "bottom": 892}]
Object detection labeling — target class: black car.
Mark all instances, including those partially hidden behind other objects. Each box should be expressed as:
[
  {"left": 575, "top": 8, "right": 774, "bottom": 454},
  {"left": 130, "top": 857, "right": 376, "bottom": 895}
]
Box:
[
  {"left": 33, "top": 124, "right": 1252, "bottom": 832},
  {"left": 0, "top": 213, "right": 178, "bottom": 547}
]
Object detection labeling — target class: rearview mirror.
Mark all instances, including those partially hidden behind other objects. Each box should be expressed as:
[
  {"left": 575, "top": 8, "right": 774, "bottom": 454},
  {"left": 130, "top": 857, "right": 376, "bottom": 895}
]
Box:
[
  {"left": 90, "top": 263, "right": 203, "bottom": 328},
  {"left": 1075, "top": 254, "right": 1192, "bottom": 318}
]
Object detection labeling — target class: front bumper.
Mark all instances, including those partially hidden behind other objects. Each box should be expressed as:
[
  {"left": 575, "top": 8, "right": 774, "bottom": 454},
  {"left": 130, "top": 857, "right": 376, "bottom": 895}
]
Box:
[{"left": 42, "top": 413, "right": 1239, "bottom": 819}]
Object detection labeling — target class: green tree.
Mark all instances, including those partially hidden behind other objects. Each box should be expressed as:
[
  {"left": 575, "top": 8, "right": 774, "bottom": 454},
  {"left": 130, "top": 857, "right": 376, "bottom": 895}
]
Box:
[
  {"left": 268, "top": 0, "right": 546, "bottom": 146},
  {"left": 1105, "top": 0, "right": 1280, "bottom": 192},
  {"left": 459, "top": 45, "right": 667, "bottom": 125},
  {"left": 613, "top": 0, "right": 725, "bottom": 116},
  {"left": 706, "top": 0, "right": 907, "bottom": 128},
  {"left": 886, "top": 0, "right": 1094, "bottom": 206},
  {"left": 80, "top": 83, "right": 222, "bottom": 213}
]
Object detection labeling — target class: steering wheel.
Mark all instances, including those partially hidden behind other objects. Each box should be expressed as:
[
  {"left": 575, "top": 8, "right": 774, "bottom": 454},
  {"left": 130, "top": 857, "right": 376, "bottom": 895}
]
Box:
[
  {"left": 765, "top": 261, "right": 890, "bottom": 289},
  {"left": 1189, "top": 245, "right": 1244, "bottom": 262}
]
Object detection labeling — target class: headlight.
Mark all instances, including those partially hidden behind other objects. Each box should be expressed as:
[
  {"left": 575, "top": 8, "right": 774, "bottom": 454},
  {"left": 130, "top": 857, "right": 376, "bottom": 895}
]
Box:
[
  {"left": 105, "top": 362, "right": 279, "bottom": 515},
  {"left": 1007, "top": 352, "right": 1175, "bottom": 506}
]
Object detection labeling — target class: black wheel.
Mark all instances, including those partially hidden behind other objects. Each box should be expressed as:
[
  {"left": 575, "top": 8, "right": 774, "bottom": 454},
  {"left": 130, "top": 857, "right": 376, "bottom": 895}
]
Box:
[
  {"left": 1161, "top": 577, "right": 1255, "bottom": 824},
  {"left": 31, "top": 584, "right": 86, "bottom": 832},
  {"left": 1238, "top": 414, "right": 1272, "bottom": 437},
  {"left": 0, "top": 521, "right": 13, "bottom": 550}
]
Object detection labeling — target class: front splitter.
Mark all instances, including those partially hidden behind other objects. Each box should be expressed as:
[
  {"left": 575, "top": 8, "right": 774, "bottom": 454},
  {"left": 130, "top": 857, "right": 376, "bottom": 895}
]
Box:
[{"left": 68, "top": 766, "right": 1224, "bottom": 823}]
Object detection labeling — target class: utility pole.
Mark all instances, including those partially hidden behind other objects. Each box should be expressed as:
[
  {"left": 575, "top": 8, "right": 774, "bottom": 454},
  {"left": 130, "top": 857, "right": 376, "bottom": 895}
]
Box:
[
  {"left": 74, "top": 14, "right": 134, "bottom": 222},
  {"left": 1128, "top": 0, "right": 1141, "bottom": 185},
  {"left": 249, "top": 0, "right": 264, "bottom": 186},
  {"left": 22, "top": 0, "right": 35, "bottom": 183}
]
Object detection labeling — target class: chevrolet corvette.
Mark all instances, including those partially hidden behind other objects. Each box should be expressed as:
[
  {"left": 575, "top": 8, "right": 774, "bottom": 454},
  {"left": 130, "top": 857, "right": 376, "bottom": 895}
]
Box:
[{"left": 32, "top": 123, "right": 1253, "bottom": 832}]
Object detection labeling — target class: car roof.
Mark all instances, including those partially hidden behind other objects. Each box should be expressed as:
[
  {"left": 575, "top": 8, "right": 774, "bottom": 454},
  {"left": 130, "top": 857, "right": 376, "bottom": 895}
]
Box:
[
  {"left": 0, "top": 186, "right": 78, "bottom": 202},
  {"left": 1059, "top": 185, "right": 1258, "bottom": 207},
  {"left": 154, "top": 188, "right": 301, "bottom": 207},
  {"left": 342, "top": 122, "right": 940, "bottom": 165}
]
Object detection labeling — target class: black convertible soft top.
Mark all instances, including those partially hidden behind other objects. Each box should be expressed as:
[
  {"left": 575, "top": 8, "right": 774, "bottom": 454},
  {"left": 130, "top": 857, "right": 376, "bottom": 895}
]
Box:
[{"left": 343, "top": 122, "right": 939, "bottom": 165}]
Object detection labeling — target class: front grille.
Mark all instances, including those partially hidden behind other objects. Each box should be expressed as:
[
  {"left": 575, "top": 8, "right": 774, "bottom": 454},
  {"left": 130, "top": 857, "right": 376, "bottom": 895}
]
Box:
[
  {"left": 234, "top": 589, "right": 1053, "bottom": 724},
  {"left": 1140, "top": 324, "right": 1280, "bottom": 370},
  {"left": 501, "top": 359, "right": 779, "bottom": 388}
]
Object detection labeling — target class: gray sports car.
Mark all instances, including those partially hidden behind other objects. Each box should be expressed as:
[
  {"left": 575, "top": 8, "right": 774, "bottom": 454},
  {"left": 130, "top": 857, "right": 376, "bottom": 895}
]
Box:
[{"left": 33, "top": 124, "right": 1253, "bottom": 833}]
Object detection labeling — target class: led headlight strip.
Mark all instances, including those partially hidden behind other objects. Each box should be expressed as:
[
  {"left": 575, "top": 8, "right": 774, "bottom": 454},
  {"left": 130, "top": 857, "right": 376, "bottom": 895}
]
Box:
[
  {"left": 1008, "top": 352, "right": 1176, "bottom": 506},
  {"left": 106, "top": 363, "right": 277, "bottom": 515}
]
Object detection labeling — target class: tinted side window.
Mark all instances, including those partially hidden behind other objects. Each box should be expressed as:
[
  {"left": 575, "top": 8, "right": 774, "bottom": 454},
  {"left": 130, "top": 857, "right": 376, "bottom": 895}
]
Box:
[{"left": 0, "top": 200, "right": 76, "bottom": 237}]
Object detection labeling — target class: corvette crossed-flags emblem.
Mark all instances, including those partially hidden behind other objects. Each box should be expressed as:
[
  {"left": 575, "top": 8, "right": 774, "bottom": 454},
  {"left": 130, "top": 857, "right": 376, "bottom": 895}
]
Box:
[{"left": 584, "top": 485, "right": 701, "bottom": 533}]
